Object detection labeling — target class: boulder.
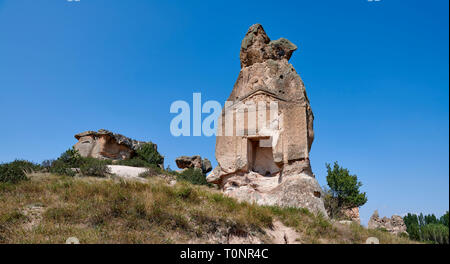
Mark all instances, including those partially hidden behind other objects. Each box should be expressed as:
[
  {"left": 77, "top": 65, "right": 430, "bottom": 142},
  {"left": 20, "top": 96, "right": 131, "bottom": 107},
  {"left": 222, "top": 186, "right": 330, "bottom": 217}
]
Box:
[
  {"left": 207, "top": 24, "right": 327, "bottom": 217},
  {"left": 175, "top": 156, "right": 212, "bottom": 174}
]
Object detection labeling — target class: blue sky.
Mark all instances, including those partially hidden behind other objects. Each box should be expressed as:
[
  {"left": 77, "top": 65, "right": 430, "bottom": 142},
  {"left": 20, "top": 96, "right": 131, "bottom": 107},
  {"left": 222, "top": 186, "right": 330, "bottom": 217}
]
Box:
[{"left": 0, "top": 0, "right": 448, "bottom": 225}]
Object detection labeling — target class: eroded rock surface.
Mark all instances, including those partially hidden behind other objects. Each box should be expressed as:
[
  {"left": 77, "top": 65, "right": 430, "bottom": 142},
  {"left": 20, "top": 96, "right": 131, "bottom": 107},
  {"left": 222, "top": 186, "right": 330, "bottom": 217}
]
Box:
[
  {"left": 342, "top": 207, "right": 361, "bottom": 224},
  {"left": 368, "top": 210, "right": 407, "bottom": 235},
  {"left": 175, "top": 156, "right": 212, "bottom": 174},
  {"left": 74, "top": 129, "right": 158, "bottom": 161},
  {"left": 207, "top": 24, "right": 326, "bottom": 216}
]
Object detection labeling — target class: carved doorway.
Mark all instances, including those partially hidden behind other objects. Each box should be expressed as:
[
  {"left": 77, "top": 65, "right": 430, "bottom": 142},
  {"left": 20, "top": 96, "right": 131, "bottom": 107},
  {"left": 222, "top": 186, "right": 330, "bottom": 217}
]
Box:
[{"left": 247, "top": 138, "right": 279, "bottom": 176}]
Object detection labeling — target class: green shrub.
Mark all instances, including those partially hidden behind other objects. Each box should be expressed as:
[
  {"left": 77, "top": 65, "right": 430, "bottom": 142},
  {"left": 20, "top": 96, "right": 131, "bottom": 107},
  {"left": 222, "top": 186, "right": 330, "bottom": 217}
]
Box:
[
  {"left": 58, "top": 148, "right": 83, "bottom": 168},
  {"left": 177, "top": 168, "right": 209, "bottom": 186},
  {"left": 111, "top": 144, "right": 164, "bottom": 168},
  {"left": 8, "top": 160, "right": 41, "bottom": 173},
  {"left": 80, "top": 158, "right": 110, "bottom": 177},
  {"left": 48, "top": 149, "right": 111, "bottom": 177},
  {"left": 0, "top": 159, "right": 41, "bottom": 183},
  {"left": 135, "top": 143, "right": 164, "bottom": 166},
  {"left": 49, "top": 160, "right": 76, "bottom": 177},
  {"left": 0, "top": 162, "right": 29, "bottom": 183}
]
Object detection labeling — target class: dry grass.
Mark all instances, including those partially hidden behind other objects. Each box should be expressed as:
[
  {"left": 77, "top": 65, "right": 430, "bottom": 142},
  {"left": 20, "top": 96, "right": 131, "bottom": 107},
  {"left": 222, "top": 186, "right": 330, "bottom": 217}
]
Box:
[{"left": 0, "top": 173, "right": 414, "bottom": 244}]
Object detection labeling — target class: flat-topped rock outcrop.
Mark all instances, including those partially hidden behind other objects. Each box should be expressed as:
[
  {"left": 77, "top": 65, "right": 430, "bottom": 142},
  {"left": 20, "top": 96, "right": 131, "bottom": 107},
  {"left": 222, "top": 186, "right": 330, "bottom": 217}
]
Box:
[{"left": 74, "top": 129, "right": 157, "bottom": 161}]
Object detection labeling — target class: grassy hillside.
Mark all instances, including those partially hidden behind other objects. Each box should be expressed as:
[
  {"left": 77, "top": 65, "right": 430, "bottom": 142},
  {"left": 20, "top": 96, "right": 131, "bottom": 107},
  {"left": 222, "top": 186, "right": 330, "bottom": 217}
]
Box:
[{"left": 0, "top": 173, "right": 414, "bottom": 244}]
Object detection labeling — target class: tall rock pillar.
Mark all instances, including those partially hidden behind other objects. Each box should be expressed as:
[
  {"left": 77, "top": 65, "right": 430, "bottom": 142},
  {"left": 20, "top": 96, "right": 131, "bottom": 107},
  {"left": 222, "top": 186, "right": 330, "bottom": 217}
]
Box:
[{"left": 207, "top": 24, "right": 327, "bottom": 216}]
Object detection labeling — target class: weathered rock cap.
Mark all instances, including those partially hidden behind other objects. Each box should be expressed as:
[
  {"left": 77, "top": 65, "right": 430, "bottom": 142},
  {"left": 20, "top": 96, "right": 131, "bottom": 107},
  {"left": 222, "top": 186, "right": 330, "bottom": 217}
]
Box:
[
  {"left": 175, "top": 155, "right": 212, "bottom": 174},
  {"left": 73, "top": 129, "right": 161, "bottom": 162},
  {"left": 74, "top": 129, "right": 150, "bottom": 151},
  {"left": 240, "top": 24, "right": 298, "bottom": 68}
]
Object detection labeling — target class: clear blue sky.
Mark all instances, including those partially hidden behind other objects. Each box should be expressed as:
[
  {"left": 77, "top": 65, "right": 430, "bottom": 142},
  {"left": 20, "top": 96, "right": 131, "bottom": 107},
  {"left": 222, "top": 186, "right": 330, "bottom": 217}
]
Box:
[{"left": 0, "top": 0, "right": 448, "bottom": 225}]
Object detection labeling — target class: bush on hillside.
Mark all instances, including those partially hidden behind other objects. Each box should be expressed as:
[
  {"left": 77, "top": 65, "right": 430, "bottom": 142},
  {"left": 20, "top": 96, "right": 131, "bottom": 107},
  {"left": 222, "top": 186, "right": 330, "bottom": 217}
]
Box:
[
  {"left": 49, "top": 160, "right": 76, "bottom": 177},
  {"left": 135, "top": 143, "right": 164, "bottom": 166},
  {"left": 47, "top": 148, "right": 82, "bottom": 177},
  {"left": 0, "top": 162, "right": 29, "bottom": 184},
  {"left": 58, "top": 148, "right": 83, "bottom": 168},
  {"left": 177, "top": 168, "right": 209, "bottom": 186},
  {"left": 8, "top": 160, "right": 41, "bottom": 173},
  {"left": 79, "top": 158, "right": 110, "bottom": 178},
  {"left": 49, "top": 148, "right": 110, "bottom": 177}
]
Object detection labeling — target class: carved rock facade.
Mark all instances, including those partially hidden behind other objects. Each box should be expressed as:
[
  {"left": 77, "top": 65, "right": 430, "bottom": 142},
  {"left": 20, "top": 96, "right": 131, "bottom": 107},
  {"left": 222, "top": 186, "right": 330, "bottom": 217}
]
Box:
[{"left": 207, "top": 24, "right": 327, "bottom": 216}]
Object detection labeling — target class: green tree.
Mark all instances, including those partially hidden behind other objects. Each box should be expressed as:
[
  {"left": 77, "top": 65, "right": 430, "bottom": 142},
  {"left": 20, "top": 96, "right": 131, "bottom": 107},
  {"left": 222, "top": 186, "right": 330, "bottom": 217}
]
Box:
[
  {"left": 418, "top": 213, "right": 425, "bottom": 228},
  {"left": 421, "top": 223, "right": 449, "bottom": 244},
  {"left": 325, "top": 162, "right": 367, "bottom": 209},
  {"left": 440, "top": 211, "right": 449, "bottom": 227},
  {"left": 403, "top": 212, "right": 449, "bottom": 244},
  {"left": 424, "top": 214, "right": 439, "bottom": 225},
  {"left": 403, "top": 213, "right": 421, "bottom": 240}
]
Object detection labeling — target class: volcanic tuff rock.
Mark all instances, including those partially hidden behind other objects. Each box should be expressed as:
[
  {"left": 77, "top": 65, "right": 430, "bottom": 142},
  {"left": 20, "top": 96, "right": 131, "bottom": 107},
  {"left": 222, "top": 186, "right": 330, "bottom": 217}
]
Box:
[
  {"left": 74, "top": 129, "right": 158, "bottom": 161},
  {"left": 207, "top": 24, "right": 327, "bottom": 216},
  {"left": 176, "top": 156, "right": 212, "bottom": 174},
  {"left": 240, "top": 25, "right": 298, "bottom": 68},
  {"left": 342, "top": 207, "right": 361, "bottom": 224},
  {"left": 368, "top": 210, "right": 407, "bottom": 235}
]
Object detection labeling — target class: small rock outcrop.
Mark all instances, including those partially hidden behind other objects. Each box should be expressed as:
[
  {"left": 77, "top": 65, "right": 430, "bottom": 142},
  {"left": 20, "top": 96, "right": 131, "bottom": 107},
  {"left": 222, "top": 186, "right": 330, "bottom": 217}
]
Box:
[
  {"left": 176, "top": 156, "right": 212, "bottom": 174},
  {"left": 368, "top": 210, "right": 407, "bottom": 235},
  {"left": 74, "top": 129, "right": 158, "bottom": 161},
  {"left": 207, "top": 24, "right": 327, "bottom": 216},
  {"left": 342, "top": 207, "right": 361, "bottom": 224}
]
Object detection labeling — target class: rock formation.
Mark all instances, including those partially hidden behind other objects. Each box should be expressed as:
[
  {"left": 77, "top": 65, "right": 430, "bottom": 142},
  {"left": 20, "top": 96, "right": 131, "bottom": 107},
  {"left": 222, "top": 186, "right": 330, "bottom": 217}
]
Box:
[
  {"left": 368, "top": 210, "right": 407, "bottom": 235},
  {"left": 206, "top": 24, "right": 327, "bottom": 216},
  {"left": 74, "top": 129, "right": 159, "bottom": 162},
  {"left": 176, "top": 156, "right": 212, "bottom": 174},
  {"left": 342, "top": 207, "right": 361, "bottom": 224}
]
